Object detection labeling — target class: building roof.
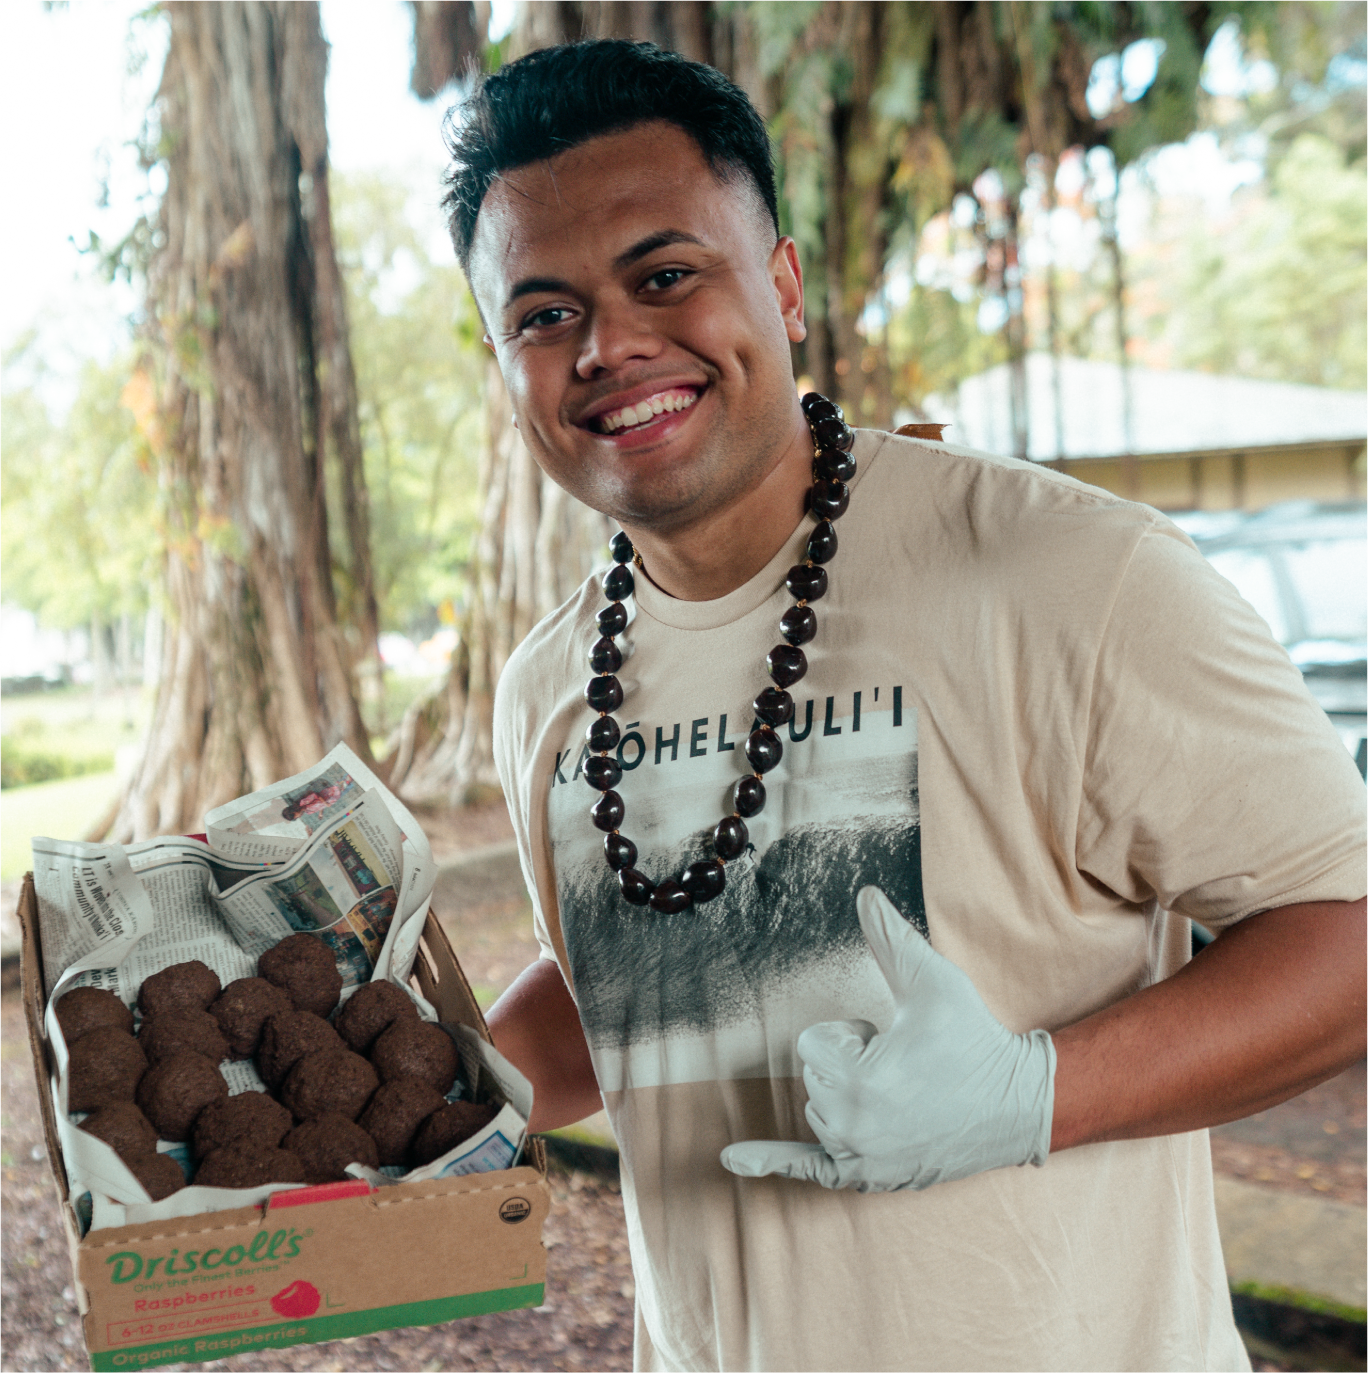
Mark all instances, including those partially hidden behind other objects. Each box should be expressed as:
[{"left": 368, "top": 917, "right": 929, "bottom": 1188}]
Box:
[{"left": 922, "top": 354, "right": 1367, "bottom": 462}]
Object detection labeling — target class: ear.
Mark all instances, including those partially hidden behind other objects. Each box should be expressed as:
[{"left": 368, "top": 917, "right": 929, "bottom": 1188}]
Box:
[
  {"left": 770, "top": 236, "right": 806, "bottom": 344},
  {"left": 482, "top": 331, "right": 496, "bottom": 353}
]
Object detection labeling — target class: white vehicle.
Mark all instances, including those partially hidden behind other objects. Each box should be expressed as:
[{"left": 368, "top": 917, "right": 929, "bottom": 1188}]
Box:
[{"left": 1182, "top": 501, "right": 1367, "bottom": 778}]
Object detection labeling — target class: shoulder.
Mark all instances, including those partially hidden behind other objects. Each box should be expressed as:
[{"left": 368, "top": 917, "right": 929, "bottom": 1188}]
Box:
[
  {"left": 858, "top": 427, "right": 1158, "bottom": 521},
  {"left": 852, "top": 427, "right": 1189, "bottom": 584},
  {"left": 494, "top": 576, "right": 599, "bottom": 761}
]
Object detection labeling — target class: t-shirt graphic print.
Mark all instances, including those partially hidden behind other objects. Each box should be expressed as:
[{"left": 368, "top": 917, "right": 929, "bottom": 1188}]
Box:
[{"left": 546, "top": 687, "right": 925, "bottom": 1094}]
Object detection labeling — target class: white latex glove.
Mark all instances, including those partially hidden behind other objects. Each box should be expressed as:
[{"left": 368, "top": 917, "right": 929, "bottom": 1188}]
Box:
[{"left": 721, "top": 886, "right": 1055, "bottom": 1192}]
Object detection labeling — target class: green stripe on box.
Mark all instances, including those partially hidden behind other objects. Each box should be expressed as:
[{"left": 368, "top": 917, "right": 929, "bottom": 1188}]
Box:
[{"left": 89, "top": 1283, "right": 545, "bottom": 1370}]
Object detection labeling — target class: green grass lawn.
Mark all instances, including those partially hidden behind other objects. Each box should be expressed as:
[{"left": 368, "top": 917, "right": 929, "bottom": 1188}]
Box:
[
  {"left": 1, "top": 771, "right": 121, "bottom": 879},
  {"left": 2, "top": 685, "right": 148, "bottom": 786}
]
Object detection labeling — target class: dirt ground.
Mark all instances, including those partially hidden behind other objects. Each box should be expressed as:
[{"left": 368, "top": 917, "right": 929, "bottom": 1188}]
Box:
[{"left": 2, "top": 796, "right": 1361, "bottom": 1371}]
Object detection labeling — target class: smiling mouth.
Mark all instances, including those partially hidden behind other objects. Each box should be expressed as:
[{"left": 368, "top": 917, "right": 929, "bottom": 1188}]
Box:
[{"left": 589, "top": 386, "right": 701, "bottom": 435}]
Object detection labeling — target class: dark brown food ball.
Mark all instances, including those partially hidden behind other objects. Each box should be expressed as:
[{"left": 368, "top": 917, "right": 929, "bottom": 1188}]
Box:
[
  {"left": 282, "top": 1114, "right": 380, "bottom": 1184},
  {"left": 78, "top": 1102, "right": 158, "bottom": 1161},
  {"left": 135, "top": 1052, "right": 228, "bottom": 1142},
  {"left": 371, "top": 1020, "right": 459, "bottom": 1095},
  {"left": 195, "top": 1143, "right": 307, "bottom": 1189},
  {"left": 137, "top": 961, "right": 222, "bottom": 1020},
  {"left": 258, "top": 935, "right": 342, "bottom": 1019},
  {"left": 209, "top": 978, "right": 293, "bottom": 1059},
  {"left": 335, "top": 980, "right": 419, "bottom": 1055},
  {"left": 127, "top": 1151, "right": 187, "bottom": 1201},
  {"left": 137, "top": 1010, "right": 230, "bottom": 1068},
  {"left": 281, "top": 1049, "right": 379, "bottom": 1122},
  {"left": 411, "top": 1101, "right": 500, "bottom": 1167},
  {"left": 56, "top": 986, "right": 133, "bottom": 1045},
  {"left": 256, "top": 1010, "right": 342, "bottom": 1090},
  {"left": 68, "top": 1028, "right": 147, "bottom": 1113},
  {"left": 192, "top": 1091, "right": 293, "bottom": 1157},
  {"left": 356, "top": 1077, "right": 446, "bottom": 1167}
]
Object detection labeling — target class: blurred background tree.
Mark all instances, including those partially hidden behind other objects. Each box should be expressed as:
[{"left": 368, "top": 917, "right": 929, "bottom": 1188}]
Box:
[{"left": 107, "top": 0, "right": 380, "bottom": 839}]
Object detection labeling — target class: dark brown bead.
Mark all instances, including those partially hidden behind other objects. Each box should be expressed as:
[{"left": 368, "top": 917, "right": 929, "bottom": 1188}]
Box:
[
  {"left": 805, "top": 398, "right": 841, "bottom": 423},
  {"left": 746, "top": 727, "right": 784, "bottom": 774},
  {"left": 584, "top": 755, "right": 622, "bottom": 791},
  {"left": 681, "top": 860, "right": 726, "bottom": 903},
  {"left": 733, "top": 775, "right": 766, "bottom": 817},
  {"left": 589, "top": 636, "right": 622, "bottom": 673},
  {"left": 610, "top": 530, "right": 634, "bottom": 564},
  {"left": 591, "top": 791, "right": 625, "bottom": 831},
  {"left": 800, "top": 391, "right": 827, "bottom": 415},
  {"left": 713, "top": 815, "right": 749, "bottom": 860},
  {"left": 603, "top": 564, "right": 635, "bottom": 600},
  {"left": 618, "top": 868, "right": 654, "bottom": 904},
  {"left": 649, "top": 880, "right": 693, "bottom": 914},
  {"left": 780, "top": 605, "right": 817, "bottom": 645},
  {"left": 597, "top": 603, "right": 628, "bottom": 636},
  {"left": 807, "top": 520, "right": 838, "bottom": 564},
  {"left": 767, "top": 644, "right": 807, "bottom": 688},
  {"left": 753, "top": 687, "right": 794, "bottom": 726},
  {"left": 785, "top": 564, "right": 828, "bottom": 602},
  {"left": 604, "top": 833, "right": 637, "bottom": 870},
  {"left": 585, "top": 675, "right": 624, "bottom": 712},
  {"left": 811, "top": 416, "right": 854, "bottom": 451},
  {"left": 810, "top": 478, "right": 850, "bottom": 520},
  {"left": 587, "top": 715, "right": 620, "bottom": 752},
  {"left": 814, "top": 449, "right": 856, "bottom": 482}
]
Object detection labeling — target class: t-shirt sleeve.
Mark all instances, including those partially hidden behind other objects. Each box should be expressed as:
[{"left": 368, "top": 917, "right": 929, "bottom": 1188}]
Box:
[
  {"left": 1076, "top": 525, "right": 1366, "bottom": 929},
  {"left": 492, "top": 654, "right": 562, "bottom": 968}
]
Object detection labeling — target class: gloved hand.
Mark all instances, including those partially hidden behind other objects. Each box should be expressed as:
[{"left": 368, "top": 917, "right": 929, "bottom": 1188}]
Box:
[{"left": 720, "top": 886, "right": 1055, "bottom": 1192}]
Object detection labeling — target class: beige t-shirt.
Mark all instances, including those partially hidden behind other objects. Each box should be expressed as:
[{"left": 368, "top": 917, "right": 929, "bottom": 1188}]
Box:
[{"left": 494, "top": 431, "right": 1366, "bottom": 1372}]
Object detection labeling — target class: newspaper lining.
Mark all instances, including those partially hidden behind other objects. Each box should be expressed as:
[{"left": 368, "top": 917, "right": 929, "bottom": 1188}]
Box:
[{"left": 30, "top": 744, "right": 530, "bottom": 1231}]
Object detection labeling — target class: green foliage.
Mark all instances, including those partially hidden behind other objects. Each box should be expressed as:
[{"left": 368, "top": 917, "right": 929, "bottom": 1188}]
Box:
[
  {"left": 1211, "top": 2, "right": 1367, "bottom": 166},
  {"left": 886, "top": 283, "right": 1009, "bottom": 411},
  {"left": 1, "top": 744, "right": 115, "bottom": 789},
  {"left": 331, "top": 171, "right": 489, "bottom": 632},
  {"left": 0, "top": 343, "right": 161, "bottom": 630},
  {"left": 1158, "top": 134, "right": 1367, "bottom": 387}
]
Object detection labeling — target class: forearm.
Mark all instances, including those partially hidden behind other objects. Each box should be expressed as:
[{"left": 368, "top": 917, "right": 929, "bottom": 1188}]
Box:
[
  {"left": 1050, "top": 897, "right": 1366, "bottom": 1152},
  {"left": 486, "top": 957, "right": 604, "bottom": 1133}
]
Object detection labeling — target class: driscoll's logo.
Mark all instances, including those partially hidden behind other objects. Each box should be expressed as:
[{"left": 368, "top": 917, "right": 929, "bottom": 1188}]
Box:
[{"left": 105, "top": 1228, "right": 305, "bottom": 1282}]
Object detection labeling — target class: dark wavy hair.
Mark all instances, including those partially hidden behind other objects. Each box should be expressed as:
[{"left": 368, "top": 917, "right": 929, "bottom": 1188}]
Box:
[{"left": 441, "top": 40, "right": 779, "bottom": 272}]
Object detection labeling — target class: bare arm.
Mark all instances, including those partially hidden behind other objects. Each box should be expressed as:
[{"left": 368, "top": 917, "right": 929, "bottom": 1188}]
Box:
[
  {"left": 485, "top": 958, "right": 603, "bottom": 1133},
  {"left": 1051, "top": 897, "right": 1366, "bottom": 1151}
]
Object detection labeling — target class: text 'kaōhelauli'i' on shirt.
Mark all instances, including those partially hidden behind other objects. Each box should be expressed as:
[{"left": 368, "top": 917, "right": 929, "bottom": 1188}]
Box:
[{"left": 494, "top": 429, "right": 1367, "bottom": 1373}]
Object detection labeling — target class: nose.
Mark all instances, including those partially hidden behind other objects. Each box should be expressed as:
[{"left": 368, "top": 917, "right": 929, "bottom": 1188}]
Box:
[{"left": 575, "top": 300, "right": 663, "bottom": 379}]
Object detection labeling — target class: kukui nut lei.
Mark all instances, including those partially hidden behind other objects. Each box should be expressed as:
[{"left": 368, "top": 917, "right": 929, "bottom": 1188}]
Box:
[{"left": 582, "top": 392, "right": 855, "bottom": 913}]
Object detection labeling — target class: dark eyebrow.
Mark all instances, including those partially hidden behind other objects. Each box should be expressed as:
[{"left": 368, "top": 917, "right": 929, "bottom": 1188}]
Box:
[
  {"left": 503, "top": 231, "right": 705, "bottom": 313},
  {"left": 612, "top": 230, "right": 704, "bottom": 270},
  {"left": 505, "top": 276, "right": 571, "bottom": 311}
]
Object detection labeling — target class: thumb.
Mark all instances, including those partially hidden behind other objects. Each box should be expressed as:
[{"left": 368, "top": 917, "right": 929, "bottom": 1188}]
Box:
[
  {"left": 856, "top": 885, "right": 935, "bottom": 1001},
  {"left": 721, "top": 1140, "right": 845, "bottom": 1186}
]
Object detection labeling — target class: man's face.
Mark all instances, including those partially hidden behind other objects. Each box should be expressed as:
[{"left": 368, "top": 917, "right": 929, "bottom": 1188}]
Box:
[{"left": 467, "top": 121, "right": 806, "bottom": 536}]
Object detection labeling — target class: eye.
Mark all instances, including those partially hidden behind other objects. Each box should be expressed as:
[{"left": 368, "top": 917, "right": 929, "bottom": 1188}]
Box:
[
  {"left": 643, "top": 267, "right": 690, "bottom": 292},
  {"left": 520, "top": 305, "right": 574, "bottom": 332}
]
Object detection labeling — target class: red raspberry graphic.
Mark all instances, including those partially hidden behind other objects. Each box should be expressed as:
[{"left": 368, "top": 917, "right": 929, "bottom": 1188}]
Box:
[{"left": 270, "top": 1280, "right": 320, "bottom": 1319}]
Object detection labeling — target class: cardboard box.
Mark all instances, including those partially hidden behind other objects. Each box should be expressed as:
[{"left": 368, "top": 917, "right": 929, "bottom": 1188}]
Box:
[{"left": 18, "top": 873, "right": 550, "bottom": 1371}]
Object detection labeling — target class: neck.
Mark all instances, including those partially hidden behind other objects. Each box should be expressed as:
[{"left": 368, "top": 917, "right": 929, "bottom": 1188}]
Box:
[{"left": 620, "top": 399, "right": 814, "bottom": 601}]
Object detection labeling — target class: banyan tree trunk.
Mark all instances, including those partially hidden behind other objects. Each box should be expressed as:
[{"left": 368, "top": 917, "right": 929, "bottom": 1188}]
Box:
[{"left": 106, "top": 1, "right": 378, "bottom": 841}]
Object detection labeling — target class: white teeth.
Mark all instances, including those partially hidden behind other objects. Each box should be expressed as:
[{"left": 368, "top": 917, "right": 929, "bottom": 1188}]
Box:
[{"left": 598, "top": 389, "right": 697, "bottom": 432}]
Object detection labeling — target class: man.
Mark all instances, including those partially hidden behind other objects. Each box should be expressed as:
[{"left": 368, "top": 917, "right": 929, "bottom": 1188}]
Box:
[{"left": 444, "top": 40, "right": 1366, "bottom": 1372}]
